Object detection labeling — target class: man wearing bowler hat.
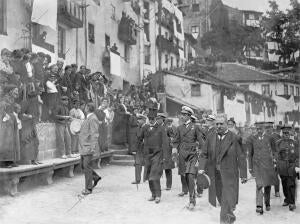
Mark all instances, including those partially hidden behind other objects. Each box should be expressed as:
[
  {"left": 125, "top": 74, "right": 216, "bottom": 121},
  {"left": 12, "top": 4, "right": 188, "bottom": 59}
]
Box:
[
  {"left": 172, "top": 106, "right": 204, "bottom": 210},
  {"left": 275, "top": 125, "right": 299, "bottom": 211}
]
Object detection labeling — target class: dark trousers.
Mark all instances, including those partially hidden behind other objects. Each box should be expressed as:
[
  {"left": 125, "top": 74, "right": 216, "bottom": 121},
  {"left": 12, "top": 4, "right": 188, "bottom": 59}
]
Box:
[
  {"left": 215, "top": 169, "right": 223, "bottom": 205},
  {"left": 180, "top": 175, "right": 188, "bottom": 193},
  {"left": 280, "top": 175, "right": 296, "bottom": 205},
  {"left": 149, "top": 180, "right": 161, "bottom": 198},
  {"left": 274, "top": 171, "right": 280, "bottom": 193},
  {"left": 256, "top": 185, "right": 271, "bottom": 207},
  {"left": 81, "top": 155, "right": 100, "bottom": 190},
  {"left": 186, "top": 173, "right": 196, "bottom": 204},
  {"left": 196, "top": 173, "right": 203, "bottom": 194},
  {"left": 135, "top": 165, "right": 142, "bottom": 183},
  {"left": 164, "top": 169, "right": 172, "bottom": 189}
]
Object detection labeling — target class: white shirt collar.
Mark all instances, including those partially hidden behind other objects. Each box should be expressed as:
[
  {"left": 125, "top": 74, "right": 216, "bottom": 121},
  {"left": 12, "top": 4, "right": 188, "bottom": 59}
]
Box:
[{"left": 185, "top": 120, "right": 191, "bottom": 126}]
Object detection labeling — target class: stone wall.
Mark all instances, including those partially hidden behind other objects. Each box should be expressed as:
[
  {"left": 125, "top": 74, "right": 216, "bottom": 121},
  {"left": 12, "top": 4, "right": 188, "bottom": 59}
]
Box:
[{"left": 36, "top": 123, "right": 57, "bottom": 161}]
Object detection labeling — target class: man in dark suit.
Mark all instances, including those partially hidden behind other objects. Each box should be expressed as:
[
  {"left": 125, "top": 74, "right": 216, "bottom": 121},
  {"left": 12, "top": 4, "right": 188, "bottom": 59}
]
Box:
[
  {"left": 247, "top": 122, "right": 278, "bottom": 214},
  {"left": 172, "top": 106, "right": 204, "bottom": 210},
  {"left": 79, "top": 103, "right": 101, "bottom": 195},
  {"left": 198, "top": 114, "right": 247, "bottom": 224}
]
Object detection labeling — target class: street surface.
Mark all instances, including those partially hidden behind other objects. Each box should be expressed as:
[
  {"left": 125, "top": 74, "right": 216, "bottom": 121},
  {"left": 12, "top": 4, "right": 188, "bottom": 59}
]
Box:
[{"left": 0, "top": 165, "right": 299, "bottom": 224}]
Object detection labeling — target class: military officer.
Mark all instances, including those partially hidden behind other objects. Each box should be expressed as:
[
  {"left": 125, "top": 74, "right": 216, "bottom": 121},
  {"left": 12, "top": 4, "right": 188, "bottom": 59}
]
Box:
[
  {"left": 172, "top": 106, "right": 204, "bottom": 210},
  {"left": 138, "top": 109, "right": 168, "bottom": 204},
  {"left": 276, "top": 126, "right": 299, "bottom": 211}
]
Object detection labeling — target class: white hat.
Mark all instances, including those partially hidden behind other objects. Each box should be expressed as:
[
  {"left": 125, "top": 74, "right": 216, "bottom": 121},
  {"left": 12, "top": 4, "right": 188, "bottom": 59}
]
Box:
[{"left": 181, "top": 106, "right": 194, "bottom": 115}]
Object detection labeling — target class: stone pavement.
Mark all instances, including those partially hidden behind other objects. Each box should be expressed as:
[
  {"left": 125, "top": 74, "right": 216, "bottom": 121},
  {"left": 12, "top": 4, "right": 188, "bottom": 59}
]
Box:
[{"left": 0, "top": 165, "right": 299, "bottom": 224}]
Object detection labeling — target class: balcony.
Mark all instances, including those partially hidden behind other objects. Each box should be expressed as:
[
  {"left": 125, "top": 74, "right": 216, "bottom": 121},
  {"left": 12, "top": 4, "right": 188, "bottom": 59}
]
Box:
[
  {"left": 57, "top": 0, "right": 83, "bottom": 28},
  {"left": 156, "top": 35, "right": 179, "bottom": 55},
  {"left": 32, "top": 38, "right": 55, "bottom": 53}
]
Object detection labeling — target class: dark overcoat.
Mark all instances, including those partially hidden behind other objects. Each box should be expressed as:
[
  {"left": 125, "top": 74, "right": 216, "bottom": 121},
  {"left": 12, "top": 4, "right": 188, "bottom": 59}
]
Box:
[
  {"left": 135, "top": 125, "right": 144, "bottom": 166},
  {"left": 163, "top": 124, "right": 176, "bottom": 170},
  {"left": 128, "top": 114, "right": 139, "bottom": 153},
  {"left": 172, "top": 122, "right": 204, "bottom": 175},
  {"left": 247, "top": 134, "right": 278, "bottom": 187},
  {"left": 138, "top": 123, "right": 168, "bottom": 181},
  {"left": 198, "top": 131, "right": 247, "bottom": 207}
]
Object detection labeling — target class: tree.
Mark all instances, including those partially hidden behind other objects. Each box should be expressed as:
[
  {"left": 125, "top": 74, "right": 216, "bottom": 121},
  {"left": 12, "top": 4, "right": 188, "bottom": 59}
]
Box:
[{"left": 262, "top": 0, "right": 300, "bottom": 66}]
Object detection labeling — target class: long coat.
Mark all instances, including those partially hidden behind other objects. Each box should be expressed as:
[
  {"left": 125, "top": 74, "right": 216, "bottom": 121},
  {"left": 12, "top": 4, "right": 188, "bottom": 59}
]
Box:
[
  {"left": 128, "top": 114, "right": 139, "bottom": 153},
  {"left": 135, "top": 125, "right": 145, "bottom": 166},
  {"left": 247, "top": 134, "right": 278, "bottom": 187},
  {"left": 111, "top": 104, "right": 129, "bottom": 145},
  {"left": 79, "top": 113, "right": 100, "bottom": 156},
  {"left": 199, "top": 131, "right": 247, "bottom": 207},
  {"left": 163, "top": 124, "right": 176, "bottom": 170},
  {"left": 138, "top": 123, "right": 168, "bottom": 181},
  {"left": 172, "top": 122, "right": 204, "bottom": 175}
]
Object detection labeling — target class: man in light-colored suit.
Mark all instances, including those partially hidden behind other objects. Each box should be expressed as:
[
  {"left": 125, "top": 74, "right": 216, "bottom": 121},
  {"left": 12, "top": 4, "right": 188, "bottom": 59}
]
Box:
[{"left": 79, "top": 103, "right": 101, "bottom": 195}]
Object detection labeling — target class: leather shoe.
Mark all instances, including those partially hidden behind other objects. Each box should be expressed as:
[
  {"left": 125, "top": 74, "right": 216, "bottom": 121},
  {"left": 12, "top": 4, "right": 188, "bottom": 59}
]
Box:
[
  {"left": 93, "top": 176, "right": 102, "bottom": 189},
  {"left": 148, "top": 196, "right": 155, "bottom": 201},
  {"left": 275, "top": 192, "right": 280, "bottom": 197},
  {"left": 155, "top": 197, "right": 161, "bottom": 204},
  {"left": 256, "top": 206, "right": 263, "bottom": 214},
  {"left": 289, "top": 204, "right": 296, "bottom": 211},
  {"left": 266, "top": 205, "right": 271, "bottom": 211},
  {"left": 165, "top": 187, "right": 171, "bottom": 191},
  {"left": 282, "top": 201, "right": 289, "bottom": 206},
  {"left": 131, "top": 181, "right": 140, "bottom": 184},
  {"left": 178, "top": 192, "right": 188, "bottom": 197},
  {"left": 187, "top": 202, "right": 195, "bottom": 210},
  {"left": 81, "top": 189, "right": 92, "bottom": 195}
]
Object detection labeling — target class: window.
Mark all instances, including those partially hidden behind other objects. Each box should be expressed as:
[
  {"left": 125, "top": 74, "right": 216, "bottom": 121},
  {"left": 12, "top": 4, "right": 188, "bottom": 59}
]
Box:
[
  {"left": 88, "top": 23, "right": 95, "bottom": 43},
  {"left": 296, "top": 87, "right": 299, "bottom": 96},
  {"left": 170, "top": 56, "right": 173, "bottom": 68},
  {"left": 249, "top": 14, "right": 255, "bottom": 20},
  {"left": 144, "top": 1, "right": 150, "bottom": 20},
  {"left": 124, "top": 44, "right": 130, "bottom": 62},
  {"left": 290, "top": 86, "right": 294, "bottom": 96},
  {"left": 105, "top": 34, "right": 110, "bottom": 48},
  {"left": 284, "top": 84, "right": 288, "bottom": 95},
  {"left": 111, "top": 4, "right": 116, "bottom": 20},
  {"left": 262, "top": 84, "right": 270, "bottom": 95},
  {"left": 192, "top": 3, "right": 200, "bottom": 12},
  {"left": 0, "top": 0, "right": 7, "bottom": 35},
  {"left": 144, "top": 23, "right": 150, "bottom": 42},
  {"left": 144, "top": 45, "right": 151, "bottom": 65},
  {"left": 58, "top": 26, "right": 66, "bottom": 58},
  {"left": 240, "top": 85, "right": 249, "bottom": 90},
  {"left": 176, "top": 57, "right": 179, "bottom": 67},
  {"left": 191, "top": 84, "right": 201, "bottom": 96},
  {"left": 191, "top": 26, "right": 199, "bottom": 36},
  {"left": 164, "top": 31, "right": 169, "bottom": 39},
  {"left": 165, "top": 54, "right": 168, "bottom": 63}
]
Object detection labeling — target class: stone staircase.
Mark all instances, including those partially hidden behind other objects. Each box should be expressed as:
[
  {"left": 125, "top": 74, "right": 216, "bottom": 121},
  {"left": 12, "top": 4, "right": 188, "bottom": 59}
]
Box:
[{"left": 110, "top": 145, "right": 135, "bottom": 166}]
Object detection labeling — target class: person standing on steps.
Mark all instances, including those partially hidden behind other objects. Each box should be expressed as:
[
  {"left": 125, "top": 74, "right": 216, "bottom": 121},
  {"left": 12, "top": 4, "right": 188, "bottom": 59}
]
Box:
[
  {"left": 172, "top": 106, "right": 204, "bottom": 210},
  {"left": 246, "top": 122, "right": 278, "bottom": 215},
  {"left": 198, "top": 114, "right": 247, "bottom": 224},
  {"left": 79, "top": 103, "right": 102, "bottom": 195}
]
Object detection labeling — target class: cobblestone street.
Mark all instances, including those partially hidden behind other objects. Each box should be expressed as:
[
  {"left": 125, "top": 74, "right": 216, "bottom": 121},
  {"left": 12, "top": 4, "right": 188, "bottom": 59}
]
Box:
[{"left": 0, "top": 165, "right": 299, "bottom": 224}]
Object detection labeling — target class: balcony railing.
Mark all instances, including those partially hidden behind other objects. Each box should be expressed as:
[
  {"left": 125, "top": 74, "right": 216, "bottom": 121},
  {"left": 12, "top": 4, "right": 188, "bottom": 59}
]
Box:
[
  {"left": 57, "top": 0, "right": 83, "bottom": 28},
  {"left": 32, "top": 38, "right": 55, "bottom": 53}
]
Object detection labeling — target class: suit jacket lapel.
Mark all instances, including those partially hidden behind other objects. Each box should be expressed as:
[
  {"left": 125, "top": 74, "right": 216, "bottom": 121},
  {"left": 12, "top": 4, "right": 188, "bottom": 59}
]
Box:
[{"left": 218, "top": 132, "right": 233, "bottom": 162}]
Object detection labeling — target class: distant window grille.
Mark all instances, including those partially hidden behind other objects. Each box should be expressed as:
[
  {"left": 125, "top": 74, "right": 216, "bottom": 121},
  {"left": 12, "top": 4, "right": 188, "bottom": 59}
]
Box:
[
  {"left": 262, "top": 84, "right": 270, "bottom": 95},
  {"left": 144, "top": 45, "right": 151, "bottom": 65},
  {"left": 249, "top": 14, "right": 255, "bottom": 20},
  {"left": 105, "top": 34, "right": 110, "bottom": 48},
  {"left": 144, "top": 23, "right": 150, "bottom": 42},
  {"left": 88, "top": 23, "right": 95, "bottom": 43},
  {"left": 296, "top": 87, "right": 299, "bottom": 96},
  {"left": 284, "top": 85, "right": 288, "bottom": 95},
  {"left": 58, "top": 26, "right": 66, "bottom": 58},
  {"left": 124, "top": 44, "right": 130, "bottom": 62},
  {"left": 191, "top": 84, "right": 201, "bottom": 96},
  {"left": 165, "top": 54, "right": 168, "bottom": 63},
  {"left": 290, "top": 85, "right": 294, "bottom": 96},
  {"left": 192, "top": 4, "right": 200, "bottom": 12},
  {"left": 0, "top": 0, "right": 7, "bottom": 35},
  {"left": 144, "top": 1, "right": 150, "bottom": 20}
]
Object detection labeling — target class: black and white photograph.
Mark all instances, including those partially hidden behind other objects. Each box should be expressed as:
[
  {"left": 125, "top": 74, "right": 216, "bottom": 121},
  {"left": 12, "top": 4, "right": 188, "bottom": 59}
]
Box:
[{"left": 0, "top": 0, "right": 299, "bottom": 223}]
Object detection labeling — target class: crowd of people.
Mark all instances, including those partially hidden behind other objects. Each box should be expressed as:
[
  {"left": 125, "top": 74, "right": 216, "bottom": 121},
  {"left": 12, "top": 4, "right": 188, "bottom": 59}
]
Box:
[{"left": 0, "top": 46, "right": 159, "bottom": 167}]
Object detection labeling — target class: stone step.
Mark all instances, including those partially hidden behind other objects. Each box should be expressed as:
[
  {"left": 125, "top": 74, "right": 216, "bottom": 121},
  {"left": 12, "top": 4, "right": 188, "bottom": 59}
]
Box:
[
  {"left": 110, "top": 160, "right": 134, "bottom": 166},
  {"left": 111, "top": 149, "right": 129, "bottom": 155},
  {"left": 109, "top": 144, "right": 128, "bottom": 150},
  {"left": 113, "top": 154, "right": 134, "bottom": 161}
]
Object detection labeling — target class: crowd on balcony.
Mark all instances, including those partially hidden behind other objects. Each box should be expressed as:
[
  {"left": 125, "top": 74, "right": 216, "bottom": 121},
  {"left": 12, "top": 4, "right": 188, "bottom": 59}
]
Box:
[{"left": 0, "top": 47, "right": 159, "bottom": 168}]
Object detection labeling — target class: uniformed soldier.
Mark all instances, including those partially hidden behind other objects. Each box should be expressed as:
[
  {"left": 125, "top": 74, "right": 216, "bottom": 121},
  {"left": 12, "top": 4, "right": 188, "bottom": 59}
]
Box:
[
  {"left": 275, "top": 126, "right": 299, "bottom": 211},
  {"left": 172, "top": 106, "right": 204, "bottom": 210},
  {"left": 131, "top": 114, "right": 147, "bottom": 185},
  {"left": 138, "top": 105, "right": 168, "bottom": 204},
  {"left": 247, "top": 122, "right": 278, "bottom": 214}
]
